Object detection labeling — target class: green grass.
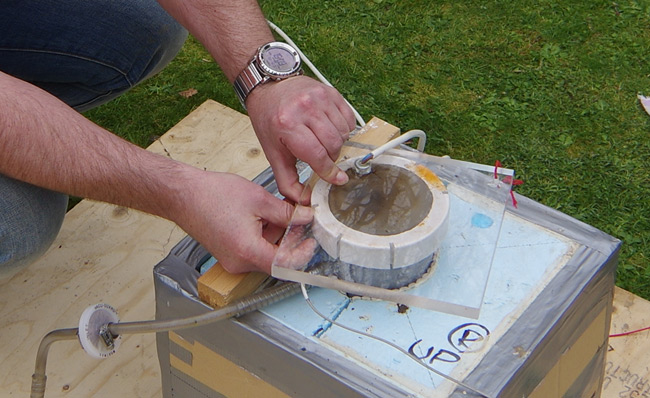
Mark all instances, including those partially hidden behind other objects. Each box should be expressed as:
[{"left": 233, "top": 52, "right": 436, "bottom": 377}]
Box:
[{"left": 86, "top": 0, "right": 650, "bottom": 300}]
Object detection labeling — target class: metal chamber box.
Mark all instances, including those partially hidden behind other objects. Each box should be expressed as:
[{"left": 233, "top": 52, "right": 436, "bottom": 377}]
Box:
[{"left": 153, "top": 169, "right": 620, "bottom": 398}]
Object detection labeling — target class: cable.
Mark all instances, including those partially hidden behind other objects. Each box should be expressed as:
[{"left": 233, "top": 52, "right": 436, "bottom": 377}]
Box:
[
  {"left": 354, "top": 129, "right": 427, "bottom": 175},
  {"left": 299, "top": 283, "right": 494, "bottom": 398},
  {"left": 266, "top": 20, "right": 366, "bottom": 127},
  {"left": 609, "top": 325, "right": 650, "bottom": 338},
  {"left": 359, "top": 129, "right": 427, "bottom": 164}
]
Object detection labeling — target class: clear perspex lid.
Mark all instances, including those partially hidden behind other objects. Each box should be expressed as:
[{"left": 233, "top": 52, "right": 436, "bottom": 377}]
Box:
[{"left": 272, "top": 140, "right": 513, "bottom": 319}]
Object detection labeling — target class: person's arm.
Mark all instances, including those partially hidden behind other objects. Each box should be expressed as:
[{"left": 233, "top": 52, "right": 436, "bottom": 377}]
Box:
[
  {"left": 156, "top": 0, "right": 357, "bottom": 203},
  {"left": 0, "top": 71, "right": 311, "bottom": 273}
]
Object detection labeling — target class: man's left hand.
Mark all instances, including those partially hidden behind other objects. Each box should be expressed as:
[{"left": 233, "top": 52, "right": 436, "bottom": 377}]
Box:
[{"left": 246, "top": 76, "right": 357, "bottom": 204}]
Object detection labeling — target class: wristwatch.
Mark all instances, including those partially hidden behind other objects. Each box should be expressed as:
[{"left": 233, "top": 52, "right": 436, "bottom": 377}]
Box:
[{"left": 233, "top": 41, "right": 303, "bottom": 109}]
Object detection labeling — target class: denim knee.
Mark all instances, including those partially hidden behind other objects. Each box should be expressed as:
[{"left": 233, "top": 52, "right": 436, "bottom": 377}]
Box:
[
  {"left": 0, "top": 0, "right": 188, "bottom": 111},
  {"left": 0, "top": 174, "right": 68, "bottom": 269}
]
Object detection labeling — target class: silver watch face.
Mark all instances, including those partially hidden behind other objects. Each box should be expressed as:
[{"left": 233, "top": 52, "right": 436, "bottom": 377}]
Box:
[{"left": 258, "top": 42, "right": 301, "bottom": 78}]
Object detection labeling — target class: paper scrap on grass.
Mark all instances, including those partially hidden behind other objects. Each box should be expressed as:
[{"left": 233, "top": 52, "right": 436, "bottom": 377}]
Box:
[
  {"left": 638, "top": 94, "right": 650, "bottom": 116},
  {"left": 179, "top": 88, "right": 198, "bottom": 98}
]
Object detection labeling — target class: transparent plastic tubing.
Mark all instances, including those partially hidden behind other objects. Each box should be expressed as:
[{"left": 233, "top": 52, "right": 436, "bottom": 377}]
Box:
[
  {"left": 31, "top": 328, "right": 78, "bottom": 398},
  {"left": 30, "top": 282, "right": 300, "bottom": 398}
]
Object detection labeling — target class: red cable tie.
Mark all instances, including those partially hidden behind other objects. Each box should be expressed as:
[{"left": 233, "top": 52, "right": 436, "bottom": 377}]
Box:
[
  {"left": 495, "top": 161, "right": 524, "bottom": 208},
  {"left": 503, "top": 176, "right": 524, "bottom": 186},
  {"left": 510, "top": 191, "right": 518, "bottom": 208},
  {"left": 609, "top": 325, "right": 650, "bottom": 338},
  {"left": 494, "top": 160, "right": 502, "bottom": 179}
]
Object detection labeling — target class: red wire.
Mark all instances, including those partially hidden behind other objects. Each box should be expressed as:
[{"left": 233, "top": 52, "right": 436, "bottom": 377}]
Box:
[
  {"left": 495, "top": 160, "right": 524, "bottom": 209},
  {"left": 494, "top": 160, "right": 502, "bottom": 179},
  {"left": 609, "top": 326, "right": 650, "bottom": 338}
]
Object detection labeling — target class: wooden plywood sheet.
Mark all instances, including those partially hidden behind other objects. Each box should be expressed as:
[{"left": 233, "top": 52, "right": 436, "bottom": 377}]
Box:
[
  {"left": 0, "top": 100, "right": 268, "bottom": 397},
  {"left": 601, "top": 287, "right": 650, "bottom": 398}
]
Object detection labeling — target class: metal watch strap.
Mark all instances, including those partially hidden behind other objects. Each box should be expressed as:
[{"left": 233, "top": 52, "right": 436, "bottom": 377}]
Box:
[{"left": 233, "top": 60, "right": 265, "bottom": 109}]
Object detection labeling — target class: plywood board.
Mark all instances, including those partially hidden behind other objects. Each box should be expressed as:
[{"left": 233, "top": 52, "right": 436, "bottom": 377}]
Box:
[
  {"left": 601, "top": 286, "right": 650, "bottom": 398},
  {"left": 0, "top": 100, "right": 268, "bottom": 397}
]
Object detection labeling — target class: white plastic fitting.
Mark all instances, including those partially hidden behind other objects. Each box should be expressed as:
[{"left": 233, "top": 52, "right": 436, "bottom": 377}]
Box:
[{"left": 78, "top": 303, "right": 121, "bottom": 359}]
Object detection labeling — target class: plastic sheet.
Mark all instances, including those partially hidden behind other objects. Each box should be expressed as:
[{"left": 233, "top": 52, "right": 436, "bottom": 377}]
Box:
[{"left": 272, "top": 144, "right": 514, "bottom": 318}]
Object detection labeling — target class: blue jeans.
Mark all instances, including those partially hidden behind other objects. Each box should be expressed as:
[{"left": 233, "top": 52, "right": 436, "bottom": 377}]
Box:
[{"left": 0, "top": 0, "right": 188, "bottom": 269}]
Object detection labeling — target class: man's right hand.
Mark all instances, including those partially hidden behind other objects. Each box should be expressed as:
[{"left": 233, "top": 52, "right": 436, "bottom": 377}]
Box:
[{"left": 246, "top": 76, "right": 357, "bottom": 204}]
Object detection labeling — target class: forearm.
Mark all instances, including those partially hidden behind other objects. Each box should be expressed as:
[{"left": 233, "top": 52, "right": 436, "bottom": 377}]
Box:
[
  {"left": 155, "top": 0, "right": 357, "bottom": 204},
  {"left": 156, "top": 0, "right": 274, "bottom": 81},
  {"left": 0, "top": 71, "right": 189, "bottom": 219}
]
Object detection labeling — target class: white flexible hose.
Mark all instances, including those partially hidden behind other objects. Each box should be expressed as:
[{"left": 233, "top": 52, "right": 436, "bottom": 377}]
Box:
[
  {"left": 360, "top": 129, "right": 427, "bottom": 164},
  {"left": 267, "top": 20, "right": 366, "bottom": 127}
]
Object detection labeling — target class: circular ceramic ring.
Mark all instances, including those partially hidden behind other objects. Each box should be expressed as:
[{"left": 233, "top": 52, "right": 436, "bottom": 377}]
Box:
[{"left": 311, "top": 155, "right": 449, "bottom": 271}]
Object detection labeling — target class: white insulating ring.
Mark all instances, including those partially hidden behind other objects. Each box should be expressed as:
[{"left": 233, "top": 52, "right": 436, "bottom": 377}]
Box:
[
  {"left": 311, "top": 155, "right": 449, "bottom": 270},
  {"left": 78, "top": 303, "right": 121, "bottom": 359}
]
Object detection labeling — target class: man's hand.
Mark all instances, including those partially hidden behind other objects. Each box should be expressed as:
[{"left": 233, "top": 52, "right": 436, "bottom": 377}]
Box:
[
  {"left": 246, "top": 76, "right": 357, "bottom": 204},
  {"left": 1, "top": 71, "right": 317, "bottom": 274},
  {"left": 156, "top": 1, "right": 357, "bottom": 201},
  {"left": 175, "top": 170, "right": 316, "bottom": 273}
]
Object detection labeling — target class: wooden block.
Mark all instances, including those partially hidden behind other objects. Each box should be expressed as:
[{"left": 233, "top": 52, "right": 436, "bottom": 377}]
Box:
[
  {"left": 343, "top": 116, "right": 401, "bottom": 158},
  {"left": 196, "top": 116, "right": 400, "bottom": 308},
  {"left": 198, "top": 267, "right": 268, "bottom": 308},
  {"left": 601, "top": 286, "right": 650, "bottom": 398},
  {"left": 0, "top": 100, "right": 266, "bottom": 398}
]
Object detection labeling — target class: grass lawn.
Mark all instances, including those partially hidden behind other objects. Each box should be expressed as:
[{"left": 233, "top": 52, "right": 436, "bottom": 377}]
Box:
[{"left": 85, "top": 0, "right": 650, "bottom": 300}]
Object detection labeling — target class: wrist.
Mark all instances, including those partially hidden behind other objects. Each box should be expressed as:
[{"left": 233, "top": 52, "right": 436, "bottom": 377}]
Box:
[
  {"left": 144, "top": 160, "right": 201, "bottom": 223},
  {"left": 233, "top": 41, "right": 303, "bottom": 109}
]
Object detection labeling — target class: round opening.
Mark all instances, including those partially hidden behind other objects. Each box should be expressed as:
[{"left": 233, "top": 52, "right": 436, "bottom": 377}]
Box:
[{"left": 328, "top": 164, "right": 434, "bottom": 236}]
